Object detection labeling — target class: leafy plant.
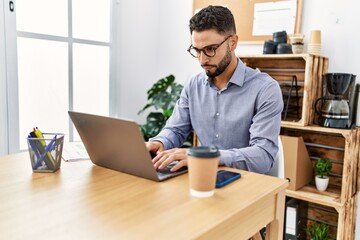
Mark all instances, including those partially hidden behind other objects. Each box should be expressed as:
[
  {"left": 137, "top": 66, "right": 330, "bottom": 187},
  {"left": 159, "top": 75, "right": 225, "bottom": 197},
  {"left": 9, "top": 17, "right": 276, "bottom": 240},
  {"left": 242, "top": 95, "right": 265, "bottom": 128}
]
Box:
[
  {"left": 314, "top": 158, "right": 332, "bottom": 178},
  {"left": 138, "top": 75, "right": 184, "bottom": 141},
  {"left": 306, "top": 222, "right": 330, "bottom": 240}
]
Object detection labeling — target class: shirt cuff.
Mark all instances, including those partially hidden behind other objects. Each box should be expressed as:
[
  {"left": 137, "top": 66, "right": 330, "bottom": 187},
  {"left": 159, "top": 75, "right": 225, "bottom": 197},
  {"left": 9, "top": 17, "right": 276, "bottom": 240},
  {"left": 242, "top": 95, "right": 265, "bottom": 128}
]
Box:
[
  {"left": 149, "top": 136, "right": 170, "bottom": 150},
  {"left": 219, "top": 149, "right": 249, "bottom": 171}
]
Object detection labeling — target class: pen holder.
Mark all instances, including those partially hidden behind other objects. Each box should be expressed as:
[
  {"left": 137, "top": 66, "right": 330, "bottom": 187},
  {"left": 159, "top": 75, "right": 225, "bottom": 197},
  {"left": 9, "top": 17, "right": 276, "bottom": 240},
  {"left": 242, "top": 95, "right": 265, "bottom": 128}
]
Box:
[{"left": 27, "top": 133, "right": 64, "bottom": 172}]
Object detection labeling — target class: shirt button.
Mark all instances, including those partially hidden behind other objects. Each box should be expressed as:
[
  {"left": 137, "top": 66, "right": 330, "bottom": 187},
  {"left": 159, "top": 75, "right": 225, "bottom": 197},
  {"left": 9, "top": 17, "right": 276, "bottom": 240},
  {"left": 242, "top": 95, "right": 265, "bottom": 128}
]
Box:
[
  {"left": 216, "top": 112, "right": 220, "bottom": 116},
  {"left": 215, "top": 134, "right": 219, "bottom": 138},
  {"left": 217, "top": 91, "right": 221, "bottom": 95}
]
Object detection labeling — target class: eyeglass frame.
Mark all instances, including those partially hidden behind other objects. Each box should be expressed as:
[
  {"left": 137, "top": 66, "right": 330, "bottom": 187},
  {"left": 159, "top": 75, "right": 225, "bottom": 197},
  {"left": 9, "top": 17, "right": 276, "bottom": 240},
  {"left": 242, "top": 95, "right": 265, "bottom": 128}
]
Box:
[{"left": 187, "top": 35, "right": 233, "bottom": 58}]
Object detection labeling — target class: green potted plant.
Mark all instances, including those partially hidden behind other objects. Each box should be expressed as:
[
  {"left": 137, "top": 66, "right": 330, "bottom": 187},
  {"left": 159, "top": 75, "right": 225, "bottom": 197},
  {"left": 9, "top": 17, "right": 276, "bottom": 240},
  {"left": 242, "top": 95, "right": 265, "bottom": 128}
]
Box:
[
  {"left": 314, "top": 158, "right": 332, "bottom": 192},
  {"left": 138, "top": 74, "right": 192, "bottom": 146},
  {"left": 306, "top": 222, "right": 330, "bottom": 240},
  {"left": 289, "top": 34, "right": 304, "bottom": 54}
]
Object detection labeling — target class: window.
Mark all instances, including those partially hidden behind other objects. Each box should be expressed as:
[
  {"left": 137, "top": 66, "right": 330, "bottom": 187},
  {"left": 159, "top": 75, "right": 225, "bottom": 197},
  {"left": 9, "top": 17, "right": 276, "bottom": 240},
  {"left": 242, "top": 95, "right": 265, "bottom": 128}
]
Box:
[{"left": 4, "top": 0, "right": 115, "bottom": 151}]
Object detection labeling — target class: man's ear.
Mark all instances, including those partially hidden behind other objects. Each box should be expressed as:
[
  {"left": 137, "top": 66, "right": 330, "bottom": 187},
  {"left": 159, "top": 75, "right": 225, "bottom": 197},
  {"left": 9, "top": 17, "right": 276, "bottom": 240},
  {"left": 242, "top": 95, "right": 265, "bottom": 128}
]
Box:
[{"left": 230, "top": 35, "right": 238, "bottom": 50}]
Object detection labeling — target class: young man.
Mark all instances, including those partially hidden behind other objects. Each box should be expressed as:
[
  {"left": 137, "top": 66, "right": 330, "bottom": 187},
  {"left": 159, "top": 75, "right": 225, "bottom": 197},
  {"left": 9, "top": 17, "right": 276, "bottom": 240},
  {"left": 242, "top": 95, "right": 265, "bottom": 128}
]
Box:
[{"left": 146, "top": 5, "right": 283, "bottom": 174}]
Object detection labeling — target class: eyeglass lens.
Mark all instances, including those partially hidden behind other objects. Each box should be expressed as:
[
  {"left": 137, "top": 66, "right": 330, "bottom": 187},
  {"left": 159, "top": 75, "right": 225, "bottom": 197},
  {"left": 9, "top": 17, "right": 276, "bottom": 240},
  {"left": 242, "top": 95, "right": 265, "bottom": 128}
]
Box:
[
  {"left": 189, "top": 47, "right": 216, "bottom": 58},
  {"left": 187, "top": 35, "right": 231, "bottom": 58}
]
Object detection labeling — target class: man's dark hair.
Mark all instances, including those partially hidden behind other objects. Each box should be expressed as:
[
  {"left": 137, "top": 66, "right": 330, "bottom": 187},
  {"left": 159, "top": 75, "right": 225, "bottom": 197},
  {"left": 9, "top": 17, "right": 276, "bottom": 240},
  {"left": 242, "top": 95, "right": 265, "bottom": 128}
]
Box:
[{"left": 189, "top": 5, "right": 236, "bottom": 35}]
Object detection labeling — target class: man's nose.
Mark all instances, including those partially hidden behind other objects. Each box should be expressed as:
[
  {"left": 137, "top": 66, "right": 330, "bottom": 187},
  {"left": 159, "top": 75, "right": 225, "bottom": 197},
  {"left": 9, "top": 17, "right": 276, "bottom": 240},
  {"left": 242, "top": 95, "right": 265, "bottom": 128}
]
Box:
[{"left": 198, "top": 52, "right": 209, "bottom": 64}]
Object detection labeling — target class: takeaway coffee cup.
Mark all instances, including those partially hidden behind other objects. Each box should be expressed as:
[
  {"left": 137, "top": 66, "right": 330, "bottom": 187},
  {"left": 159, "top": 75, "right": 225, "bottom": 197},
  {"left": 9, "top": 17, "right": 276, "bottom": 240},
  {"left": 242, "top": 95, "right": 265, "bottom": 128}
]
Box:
[{"left": 187, "top": 146, "right": 220, "bottom": 198}]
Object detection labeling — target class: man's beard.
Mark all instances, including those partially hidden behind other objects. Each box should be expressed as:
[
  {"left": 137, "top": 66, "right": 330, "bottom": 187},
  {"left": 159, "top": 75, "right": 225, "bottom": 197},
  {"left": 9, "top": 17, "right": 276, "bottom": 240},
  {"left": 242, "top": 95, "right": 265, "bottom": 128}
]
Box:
[{"left": 203, "top": 47, "right": 232, "bottom": 78}]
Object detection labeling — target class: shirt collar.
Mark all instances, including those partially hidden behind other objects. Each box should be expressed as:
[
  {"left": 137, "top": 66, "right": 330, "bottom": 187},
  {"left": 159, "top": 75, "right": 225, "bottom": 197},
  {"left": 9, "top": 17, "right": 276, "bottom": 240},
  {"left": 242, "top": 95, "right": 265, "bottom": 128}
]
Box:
[
  {"left": 228, "top": 58, "right": 246, "bottom": 87},
  {"left": 203, "top": 57, "right": 246, "bottom": 87}
]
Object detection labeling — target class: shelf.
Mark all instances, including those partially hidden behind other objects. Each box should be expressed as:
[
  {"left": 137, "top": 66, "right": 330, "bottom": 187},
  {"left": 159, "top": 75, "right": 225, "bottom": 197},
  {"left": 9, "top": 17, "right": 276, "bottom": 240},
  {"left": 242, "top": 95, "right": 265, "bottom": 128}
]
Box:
[
  {"left": 281, "top": 123, "right": 356, "bottom": 137},
  {"left": 281, "top": 125, "right": 359, "bottom": 239},
  {"left": 240, "top": 54, "right": 329, "bottom": 126},
  {"left": 286, "top": 186, "right": 342, "bottom": 210},
  {"left": 239, "top": 53, "right": 327, "bottom": 58},
  {"left": 281, "top": 125, "right": 359, "bottom": 200},
  {"left": 241, "top": 54, "right": 358, "bottom": 239},
  {"left": 239, "top": 53, "right": 310, "bottom": 60}
]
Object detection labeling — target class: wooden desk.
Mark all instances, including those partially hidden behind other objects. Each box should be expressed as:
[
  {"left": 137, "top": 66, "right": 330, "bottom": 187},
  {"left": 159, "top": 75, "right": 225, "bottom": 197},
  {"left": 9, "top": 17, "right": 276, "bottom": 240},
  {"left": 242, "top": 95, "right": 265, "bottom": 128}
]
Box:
[{"left": 0, "top": 152, "right": 288, "bottom": 240}]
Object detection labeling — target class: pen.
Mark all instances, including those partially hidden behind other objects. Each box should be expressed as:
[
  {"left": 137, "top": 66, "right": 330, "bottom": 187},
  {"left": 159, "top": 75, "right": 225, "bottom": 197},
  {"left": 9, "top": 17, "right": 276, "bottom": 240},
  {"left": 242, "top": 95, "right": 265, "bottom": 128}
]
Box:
[
  {"left": 28, "top": 134, "right": 41, "bottom": 166},
  {"left": 30, "top": 131, "right": 37, "bottom": 138},
  {"left": 33, "top": 135, "right": 58, "bottom": 170}
]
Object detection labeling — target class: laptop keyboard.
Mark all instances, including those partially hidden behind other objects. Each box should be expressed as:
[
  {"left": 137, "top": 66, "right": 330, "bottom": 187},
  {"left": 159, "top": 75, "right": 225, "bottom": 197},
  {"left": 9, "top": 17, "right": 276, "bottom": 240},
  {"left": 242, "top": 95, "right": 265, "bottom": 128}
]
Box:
[
  {"left": 156, "top": 165, "right": 188, "bottom": 177},
  {"left": 150, "top": 152, "right": 188, "bottom": 178},
  {"left": 157, "top": 166, "right": 174, "bottom": 175}
]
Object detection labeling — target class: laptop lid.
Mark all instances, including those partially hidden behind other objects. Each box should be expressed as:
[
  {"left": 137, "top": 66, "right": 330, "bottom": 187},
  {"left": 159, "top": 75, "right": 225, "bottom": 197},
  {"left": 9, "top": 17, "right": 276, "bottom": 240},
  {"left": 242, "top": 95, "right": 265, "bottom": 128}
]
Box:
[{"left": 68, "top": 111, "right": 186, "bottom": 181}]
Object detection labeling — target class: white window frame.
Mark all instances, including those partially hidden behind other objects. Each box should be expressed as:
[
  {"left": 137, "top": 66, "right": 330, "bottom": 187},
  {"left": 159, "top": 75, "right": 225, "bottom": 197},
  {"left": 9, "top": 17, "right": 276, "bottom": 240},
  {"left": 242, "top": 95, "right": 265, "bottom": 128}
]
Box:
[{"left": 1, "top": 0, "right": 118, "bottom": 154}]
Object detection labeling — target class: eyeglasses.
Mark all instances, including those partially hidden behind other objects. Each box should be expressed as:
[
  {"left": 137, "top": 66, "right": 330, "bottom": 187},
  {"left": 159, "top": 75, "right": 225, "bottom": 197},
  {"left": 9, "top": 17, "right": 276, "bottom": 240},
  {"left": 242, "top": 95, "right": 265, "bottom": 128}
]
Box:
[{"left": 187, "top": 35, "right": 232, "bottom": 58}]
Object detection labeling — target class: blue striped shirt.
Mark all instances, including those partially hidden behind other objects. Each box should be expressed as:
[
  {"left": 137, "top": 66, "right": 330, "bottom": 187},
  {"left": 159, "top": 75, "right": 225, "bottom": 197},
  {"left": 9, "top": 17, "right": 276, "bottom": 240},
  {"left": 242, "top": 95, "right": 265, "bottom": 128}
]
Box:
[{"left": 151, "top": 58, "right": 283, "bottom": 174}]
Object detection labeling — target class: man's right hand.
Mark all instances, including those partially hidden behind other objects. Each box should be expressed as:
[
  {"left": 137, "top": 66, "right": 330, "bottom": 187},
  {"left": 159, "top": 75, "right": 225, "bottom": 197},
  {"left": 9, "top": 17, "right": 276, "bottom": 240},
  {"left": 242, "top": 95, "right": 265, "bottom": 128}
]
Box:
[{"left": 145, "top": 141, "right": 164, "bottom": 156}]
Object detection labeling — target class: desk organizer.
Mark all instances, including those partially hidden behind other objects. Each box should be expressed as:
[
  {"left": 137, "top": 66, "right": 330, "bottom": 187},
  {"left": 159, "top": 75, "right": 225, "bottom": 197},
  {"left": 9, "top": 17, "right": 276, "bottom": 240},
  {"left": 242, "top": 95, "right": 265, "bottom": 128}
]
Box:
[{"left": 27, "top": 133, "right": 64, "bottom": 172}]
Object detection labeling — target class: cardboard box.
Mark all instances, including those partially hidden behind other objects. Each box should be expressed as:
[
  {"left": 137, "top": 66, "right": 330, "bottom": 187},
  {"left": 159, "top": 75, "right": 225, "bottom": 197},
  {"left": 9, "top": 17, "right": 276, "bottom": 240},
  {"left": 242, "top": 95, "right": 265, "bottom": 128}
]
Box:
[{"left": 281, "top": 135, "right": 313, "bottom": 191}]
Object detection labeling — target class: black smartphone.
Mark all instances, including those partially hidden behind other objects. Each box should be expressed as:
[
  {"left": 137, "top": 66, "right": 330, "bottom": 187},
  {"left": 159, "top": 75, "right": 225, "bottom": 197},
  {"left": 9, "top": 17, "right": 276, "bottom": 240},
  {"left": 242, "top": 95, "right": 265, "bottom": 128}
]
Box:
[{"left": 215, "top": 170, "right": 241, "bottom": 188}]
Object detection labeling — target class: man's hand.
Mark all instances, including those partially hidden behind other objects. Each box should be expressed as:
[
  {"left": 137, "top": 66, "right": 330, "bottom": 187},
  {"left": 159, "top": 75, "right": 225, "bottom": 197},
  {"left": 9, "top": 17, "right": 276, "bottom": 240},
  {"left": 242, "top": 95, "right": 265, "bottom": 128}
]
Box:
[
  {"left": 145, "top": 141, "right": 164, "bottom": 155},
  {"left": 152, "top": 148, "right": 188, "bottom": 172}
]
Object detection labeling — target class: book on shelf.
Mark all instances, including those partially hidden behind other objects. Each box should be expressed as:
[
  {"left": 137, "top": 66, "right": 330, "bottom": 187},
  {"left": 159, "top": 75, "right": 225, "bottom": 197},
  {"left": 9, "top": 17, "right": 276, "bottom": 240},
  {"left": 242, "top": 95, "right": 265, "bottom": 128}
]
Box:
[{"left": 284, "top": 198, "right": 308, "bottom": 240}]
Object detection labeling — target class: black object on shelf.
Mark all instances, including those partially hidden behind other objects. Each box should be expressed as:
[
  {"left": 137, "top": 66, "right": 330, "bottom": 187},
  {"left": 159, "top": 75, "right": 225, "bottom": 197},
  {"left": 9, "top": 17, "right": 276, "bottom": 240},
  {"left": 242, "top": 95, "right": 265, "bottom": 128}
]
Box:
[
  {"left": 284, "top": 198, "right": 308, "bottom": 240},
  {"left": 273, "top": 30, "right": 287, "bottom": 43},
  {"left": 272, "top": 74, "right": 301, "bottom": 120},
  {"left": 276, "top": 43, "right": 293, "bottom": 54},
  {"left": 263, "top": 40, "right": 277, "bottom": 54}
]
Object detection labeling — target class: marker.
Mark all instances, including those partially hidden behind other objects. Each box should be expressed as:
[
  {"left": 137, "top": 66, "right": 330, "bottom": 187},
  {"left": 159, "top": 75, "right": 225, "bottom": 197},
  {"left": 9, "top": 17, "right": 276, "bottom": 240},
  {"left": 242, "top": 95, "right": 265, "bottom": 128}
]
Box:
[{"left": 34, "top": 127, "right": 44, "bottom": 139}]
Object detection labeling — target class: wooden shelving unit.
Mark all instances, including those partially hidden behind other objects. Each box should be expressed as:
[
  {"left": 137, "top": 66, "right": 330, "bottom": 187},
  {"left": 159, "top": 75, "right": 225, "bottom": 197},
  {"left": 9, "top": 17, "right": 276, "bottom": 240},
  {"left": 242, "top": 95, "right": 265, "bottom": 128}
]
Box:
[
  {"left": 281, "top": 125, "right": 359, "bottom": 239},
  {"left": 239, "top": 54, "right": 359, "bottom": 239},
  {"left": 240, "top": 54, "right": 328, "bottom": 126}
]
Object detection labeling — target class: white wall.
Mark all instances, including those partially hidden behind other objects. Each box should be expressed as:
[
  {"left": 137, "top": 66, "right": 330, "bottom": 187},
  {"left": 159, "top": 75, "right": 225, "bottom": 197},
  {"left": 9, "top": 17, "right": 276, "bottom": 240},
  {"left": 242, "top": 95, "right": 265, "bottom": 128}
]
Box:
[
  {"left": 116, "top": 0, "right": 360, "bottom": 123},
  {"left": 115, "top": 0, "right": 200, "bottom": 123},
  {"left": 114, "top": 1, "right": 360, "bottom": 238},
  {"left": 157, "top": 1, "right": 203, "bottom": 86},
  {"left": 115, "top": 0, "right": 158, "bottom": 121}
]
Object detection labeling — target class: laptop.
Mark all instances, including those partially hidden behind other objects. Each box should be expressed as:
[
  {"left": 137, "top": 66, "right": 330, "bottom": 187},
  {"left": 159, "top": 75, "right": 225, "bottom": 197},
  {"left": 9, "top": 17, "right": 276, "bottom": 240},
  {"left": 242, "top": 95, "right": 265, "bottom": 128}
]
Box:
[{"left": 68, "top": 111, "right": 188, "bottom": 181}]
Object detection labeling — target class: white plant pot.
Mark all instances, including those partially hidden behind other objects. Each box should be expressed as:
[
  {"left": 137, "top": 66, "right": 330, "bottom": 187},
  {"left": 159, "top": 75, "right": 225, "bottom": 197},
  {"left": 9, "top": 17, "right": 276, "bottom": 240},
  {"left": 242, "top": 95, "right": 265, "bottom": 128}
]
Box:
[
  {"left": 315, "top": 175, "right": 329, "bottom": 192},
  {"left": 292, "top": 44, "right": 304, "bottom": 54}
]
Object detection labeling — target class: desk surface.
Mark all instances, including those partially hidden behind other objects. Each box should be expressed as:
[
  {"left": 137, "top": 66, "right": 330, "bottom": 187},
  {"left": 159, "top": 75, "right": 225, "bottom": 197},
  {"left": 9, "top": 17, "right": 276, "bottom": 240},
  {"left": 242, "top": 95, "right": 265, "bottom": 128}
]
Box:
[{"left": 0, "top": 152, "right": 288, "bottom": 240}]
